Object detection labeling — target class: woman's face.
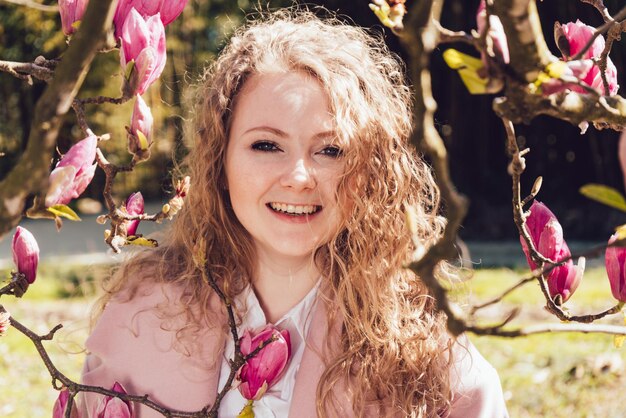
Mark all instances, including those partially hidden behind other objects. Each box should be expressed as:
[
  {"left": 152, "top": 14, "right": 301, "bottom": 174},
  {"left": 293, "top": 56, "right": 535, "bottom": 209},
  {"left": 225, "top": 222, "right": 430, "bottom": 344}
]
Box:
[{"left": 224, "top": 71, "right": 345, "bottom": 264}]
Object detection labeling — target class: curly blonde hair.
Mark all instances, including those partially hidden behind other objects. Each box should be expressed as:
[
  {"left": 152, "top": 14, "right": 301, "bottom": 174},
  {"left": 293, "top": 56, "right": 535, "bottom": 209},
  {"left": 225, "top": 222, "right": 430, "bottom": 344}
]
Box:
[{"left": 99, "top": 9, "right": 453, "bottom": 417}]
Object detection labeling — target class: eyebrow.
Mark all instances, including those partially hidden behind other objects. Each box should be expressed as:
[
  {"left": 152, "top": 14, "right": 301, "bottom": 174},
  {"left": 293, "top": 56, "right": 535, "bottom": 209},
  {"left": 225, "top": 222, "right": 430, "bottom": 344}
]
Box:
[{"left": 243, "top": 126, "right": 337, "bottom": 140}]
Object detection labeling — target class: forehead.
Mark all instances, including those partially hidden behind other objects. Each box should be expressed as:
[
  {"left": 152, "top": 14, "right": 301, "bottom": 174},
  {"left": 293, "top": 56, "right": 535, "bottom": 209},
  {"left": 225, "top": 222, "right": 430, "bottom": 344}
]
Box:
[{"left": 229, "top": 71, "right": 336, "bottom": 135}]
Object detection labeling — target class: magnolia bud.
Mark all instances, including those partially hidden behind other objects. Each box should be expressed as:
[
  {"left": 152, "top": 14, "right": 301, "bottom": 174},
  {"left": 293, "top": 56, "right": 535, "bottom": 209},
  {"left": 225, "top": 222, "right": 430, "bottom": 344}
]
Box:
[
  {"left": 58, "top": 0, "right": 88, "bottom": 36},
  {"left": 238, "top": 325, "right": 291, "bottom": 401},
  {"left": 606, "top": 234, "right": 626, "bottom": 302},
  {"left": 12, "top": 226, "right": 40, "bottom": 284},
  {"left": 124, "top": 192, "right": 145, "bottom": 236},
  {"left": 120, "top": 9, "right": 166, "bottom": 96},
  {"left": 94, "top": 382, "right": 133, "bottom": 418},
  {"left": 128, "top": 96, "right": 154, "bottom": 160},
  {"left": 520, "top": 201, "right": 583, "bottom": 303},
  {"left": 46, "top": 135, "right": 97, "bottom": 207},
  {"left": 52, "top": 389, "right": 71, "bottom": 418}
]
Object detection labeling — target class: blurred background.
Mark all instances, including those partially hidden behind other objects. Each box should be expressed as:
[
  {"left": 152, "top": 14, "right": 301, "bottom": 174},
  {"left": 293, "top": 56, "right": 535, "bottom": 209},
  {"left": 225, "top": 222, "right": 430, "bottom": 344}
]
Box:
[
  {"left": 2, "top": 0, "right": 625, "bottom": 245},
  {"left": 1, "top": 1, "right": 626, "bottom": 417}
]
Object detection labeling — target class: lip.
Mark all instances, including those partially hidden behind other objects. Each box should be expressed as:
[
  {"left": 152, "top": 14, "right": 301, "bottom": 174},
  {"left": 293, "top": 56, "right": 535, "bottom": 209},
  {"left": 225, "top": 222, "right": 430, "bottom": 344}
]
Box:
[{"left": 266, "top": 203, "right": 323, "bottom": 224}]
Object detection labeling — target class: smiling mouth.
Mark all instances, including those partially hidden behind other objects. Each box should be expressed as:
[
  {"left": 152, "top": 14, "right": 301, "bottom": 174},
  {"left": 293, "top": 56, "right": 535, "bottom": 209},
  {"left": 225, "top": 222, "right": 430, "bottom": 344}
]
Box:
[{"left": 267, "top": 202, "right": 322, "bottom": 216}]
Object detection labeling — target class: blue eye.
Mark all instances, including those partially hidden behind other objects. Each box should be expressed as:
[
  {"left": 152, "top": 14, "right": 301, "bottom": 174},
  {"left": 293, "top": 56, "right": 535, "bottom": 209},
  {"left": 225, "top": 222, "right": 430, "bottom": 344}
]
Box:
[
  {"left": 319, "top": 146, "right": 342, "bottom": 158},
  {"left": 251, "top": 141, "right": 281, "bottom": 152}
]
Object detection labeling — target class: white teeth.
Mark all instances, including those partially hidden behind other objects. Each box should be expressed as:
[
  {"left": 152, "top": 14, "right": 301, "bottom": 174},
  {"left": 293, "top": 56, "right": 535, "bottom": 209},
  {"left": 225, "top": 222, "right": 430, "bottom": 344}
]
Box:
[{"left": 269, "top": 202, "right": 319, "bottom": 215}]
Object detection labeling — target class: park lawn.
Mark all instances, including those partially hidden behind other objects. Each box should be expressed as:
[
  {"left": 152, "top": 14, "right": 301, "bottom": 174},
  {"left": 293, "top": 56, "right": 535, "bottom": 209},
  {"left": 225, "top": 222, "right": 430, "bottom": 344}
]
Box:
[
  {"left": 1, "top": 264, "right": 625, "bottom": 417},
  {"left": 467, "top": 267, "right": 626, "bottom": 418}
]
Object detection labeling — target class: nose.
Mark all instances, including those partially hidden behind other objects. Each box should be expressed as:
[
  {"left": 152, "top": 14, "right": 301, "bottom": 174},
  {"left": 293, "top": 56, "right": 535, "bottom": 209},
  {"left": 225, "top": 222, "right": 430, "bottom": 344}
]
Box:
[{"left": 280, "top": 157, "right": 316, "bottom": 190}]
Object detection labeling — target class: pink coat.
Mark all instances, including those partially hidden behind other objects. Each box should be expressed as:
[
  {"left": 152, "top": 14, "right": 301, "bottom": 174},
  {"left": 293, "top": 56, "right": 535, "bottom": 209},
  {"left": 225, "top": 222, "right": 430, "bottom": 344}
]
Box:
[{"left": 81, "top": 283, "right": 509, "bottom": 417}]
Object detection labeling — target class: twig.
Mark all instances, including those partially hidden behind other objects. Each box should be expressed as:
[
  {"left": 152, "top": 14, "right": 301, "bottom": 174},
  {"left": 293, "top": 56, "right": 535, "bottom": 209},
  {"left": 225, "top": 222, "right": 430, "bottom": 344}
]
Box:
[
  {"left": 501, "top": 116, "right": 626, "bottom": 322},
  {"left": 76, "top": 96, "right": 126, "bottom": 106},
  {"left": 200, "top": 264, "right": 240, "bottom": 417},
  {"left": 433, "top": 20, "right": 476, "bottom": 46},
  {"left": 467, "top": 322, "right": 626, "bottom": 337},
  {"left": 96, "top": 149, "right": 187, "bottom": 252},
  {"left": 470, "top": 276, "right": 535, "bottom": 314},
  {"left": 0, "top": 59, "right": 55, "bottom": 84},
  {"left": 0, "top": 0, "right": 58, "bottom": 12},
  {"left": 0, "top": 274, "right": 29, "bottom": 298},
  {"left": 3, "top": 303, "right": 219, "bottom": 417},
  {"left": 0, "top": 0, "right": 118, "bottom": 237},
  {"left": 570, "top": 5, "right": 626, "bottom": 62},
  {"left": 471, "top": 237, "right": 624, "bottom": 315},
  {"left": 580, "top": 0, "right": 612, "bottom": 22},
  {"left": 502, "top": 118, "right": 553, "bottom": 266}
]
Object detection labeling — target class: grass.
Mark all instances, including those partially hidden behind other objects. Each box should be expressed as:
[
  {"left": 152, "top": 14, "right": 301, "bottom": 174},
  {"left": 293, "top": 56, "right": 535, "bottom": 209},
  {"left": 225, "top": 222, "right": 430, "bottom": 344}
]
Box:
[
  {"left": 465, "top": 267, "right": 626, "bottom": 418},
  {"left": 1, "top": 263, "right": 625, "bottom": 417}
]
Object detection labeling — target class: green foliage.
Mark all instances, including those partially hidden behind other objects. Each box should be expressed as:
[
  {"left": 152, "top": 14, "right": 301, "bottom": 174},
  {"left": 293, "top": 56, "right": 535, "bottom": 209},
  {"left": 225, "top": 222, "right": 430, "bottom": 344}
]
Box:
[
  {"left": 580, "top": 184, "right": 626, "bottom": 212},
  {"left": 0, "top": 4, "right": 65, "bottom": 168}
]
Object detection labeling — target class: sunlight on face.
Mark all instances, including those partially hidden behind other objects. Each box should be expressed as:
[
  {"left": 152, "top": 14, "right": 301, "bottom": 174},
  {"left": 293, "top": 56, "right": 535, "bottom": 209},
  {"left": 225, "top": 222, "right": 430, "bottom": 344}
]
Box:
[{"left": 224, "top": 71, "right": 345, "bottom": 264}]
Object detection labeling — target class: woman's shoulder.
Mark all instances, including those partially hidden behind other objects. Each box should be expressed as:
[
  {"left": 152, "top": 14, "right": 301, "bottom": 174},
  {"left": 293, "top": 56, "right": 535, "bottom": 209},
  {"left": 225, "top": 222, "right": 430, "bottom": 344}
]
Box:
[
  {"left": 85, "top": 281, "right": 185, "bottom": 356},
  {"left": 447, "top": 335, "right": 509, "bottom": 418},
  {"left": 81, "top": 281, "right": 226, "bottom": 416}
]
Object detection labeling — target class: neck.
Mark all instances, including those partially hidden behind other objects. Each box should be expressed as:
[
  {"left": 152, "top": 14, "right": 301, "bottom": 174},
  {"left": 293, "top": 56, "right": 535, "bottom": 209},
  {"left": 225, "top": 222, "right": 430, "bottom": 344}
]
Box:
[{"left": 252, "top": 249, "right": 320, "bottom": 323}]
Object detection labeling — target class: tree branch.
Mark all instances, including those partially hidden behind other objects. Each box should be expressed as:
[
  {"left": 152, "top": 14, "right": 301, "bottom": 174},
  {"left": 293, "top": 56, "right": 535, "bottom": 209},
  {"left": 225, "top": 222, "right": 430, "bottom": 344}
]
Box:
[
  {"left": 0, "top": 0, "right": 118, "bottom": 238},
  {"left": 0, "top": 0, "right": 58, "bottom": 12}
]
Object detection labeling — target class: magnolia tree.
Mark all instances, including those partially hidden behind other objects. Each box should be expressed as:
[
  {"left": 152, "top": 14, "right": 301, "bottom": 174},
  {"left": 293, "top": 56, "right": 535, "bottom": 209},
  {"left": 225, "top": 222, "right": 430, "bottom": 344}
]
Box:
[{"left": 1, "top": 0, "right": 626, "bottom": 416}]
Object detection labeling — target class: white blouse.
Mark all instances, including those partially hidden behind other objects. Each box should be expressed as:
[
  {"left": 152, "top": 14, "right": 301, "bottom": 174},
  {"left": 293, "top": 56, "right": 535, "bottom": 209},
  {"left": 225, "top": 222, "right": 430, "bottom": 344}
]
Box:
[{"left": 217, "top": 282, "right": 320, "bottom": 418}]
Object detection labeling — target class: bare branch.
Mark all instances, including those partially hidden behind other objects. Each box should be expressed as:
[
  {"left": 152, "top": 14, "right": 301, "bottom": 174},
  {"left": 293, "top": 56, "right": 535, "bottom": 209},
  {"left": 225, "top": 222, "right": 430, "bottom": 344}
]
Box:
[
  {"left": 0, "top": 0, "right": 58, "bottom": 12},
  {"left": 571, "top": 6, "right": 626, "bottom": 61},
  {"left": 468, "top": 322, "right": 626, "bottom": 337},
  {"left": 0, "top": 0, "right": 118, "bottom": 239},
  {"left": 433, "top": 20, "right": 476, "bottom": 46},
  {"left": 493, "top": 89, "right": 626, "bottom": 130},
  {"left": 580, "top": 0, "right": 611, "bottom": 21},
  {"left": 0, "top": 59, "right": 54, "bottom": 84}
]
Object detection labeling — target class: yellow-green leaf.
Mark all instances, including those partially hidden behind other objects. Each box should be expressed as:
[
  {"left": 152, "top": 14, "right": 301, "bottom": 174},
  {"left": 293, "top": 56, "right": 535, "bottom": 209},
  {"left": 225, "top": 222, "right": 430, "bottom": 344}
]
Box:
[
  {"left": 47, "top": 205, "right": 81, "bottom": 221},
  {"left": 443, "top": 49, "right": 483, "bottom": 71},
  {"left": 614, "top": 224, "right": 626, "bottom": 240},
  {"left": 443, "top": 49, "right": 492, "bottom": 95},
  {"left": 545, "top": 61, "right": 568, "bottom": 78},
  {"left": 126, "top": 236, "right": 158, "bottom": 247},
  {"left": 614, "top": 335, "right": 625, "bottom": 348},
  {"left": 137, "top": 130, "right": 149, "bottom": 151},
  {"left": 237, "top": 401, "right": 255, "bottom": 418},
  {"left": 579, "top": 184, "right": 626, "bottom": 212},
  {"left": 125, "top": 60, "right": 135, "bottom": 81}
]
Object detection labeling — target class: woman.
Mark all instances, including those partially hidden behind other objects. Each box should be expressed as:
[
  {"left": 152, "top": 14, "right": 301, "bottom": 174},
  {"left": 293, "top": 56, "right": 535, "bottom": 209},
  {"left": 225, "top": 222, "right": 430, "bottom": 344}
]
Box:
[{"left": 80, "top": 10, "right": 508, "bottom": 418}]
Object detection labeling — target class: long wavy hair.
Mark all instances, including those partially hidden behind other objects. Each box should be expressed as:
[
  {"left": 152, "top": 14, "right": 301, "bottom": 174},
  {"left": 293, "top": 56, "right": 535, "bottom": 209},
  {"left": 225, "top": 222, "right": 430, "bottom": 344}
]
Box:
[{"left": 97, "top": 9, "right": 453, "bottom": 417}]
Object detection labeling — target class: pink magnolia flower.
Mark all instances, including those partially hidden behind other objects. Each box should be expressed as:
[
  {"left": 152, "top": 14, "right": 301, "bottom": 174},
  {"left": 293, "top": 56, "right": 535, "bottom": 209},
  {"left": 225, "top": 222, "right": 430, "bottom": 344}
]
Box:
[
  {"left": 12, "top": 226, "right": 40, "bottom": 284},
  {"left": 237, "top": 325, "right": 291, "bottom": 401},
  {"left": 476, "top": 0, "right": 510, "bottom": 66},
  {"left": 556, "top": 20, "right": 619, "bottom": 95},
  {"left": 95, "top": 382, "right": 133, "bottom": 418},
  {"left": 520, "top": 201, "right": 584, "bottom": 303},
  {"left": 158, "top": 0, "right": 187, "bottom": 25},
  {"left": 114, "top": 0, "right": 188, "bottom": 37},
  {"left": 120, "top": 8, "right": 166, "bottom": 96},
  {"left": 58, "top": 0, "right": 88, "bottom": 36},
  {"left": 124, "top": 192, "right": 144, "bottom": 236},
  {"left": 540, "top": 59, "right": 595, "bottom": 95},
  {"left": 45, "top": 135, "right": 97, "bottom": 207},
  {"left": 52, "top": 389, "right": 79, "bottom": 418},
  {"left": 128, "top": 95, "right": 153, "bottom": 159},
  {"left": 0, "top": 310, "right": 10, "bottom": 337},
  {"left": 605, "top": 234, "right": 626, "bottom": 302}
]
